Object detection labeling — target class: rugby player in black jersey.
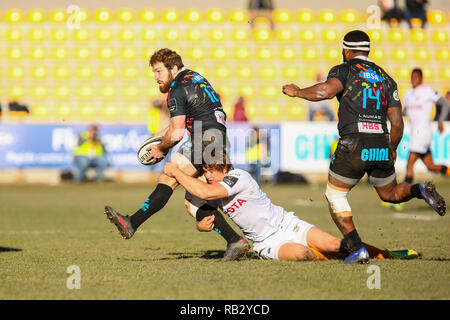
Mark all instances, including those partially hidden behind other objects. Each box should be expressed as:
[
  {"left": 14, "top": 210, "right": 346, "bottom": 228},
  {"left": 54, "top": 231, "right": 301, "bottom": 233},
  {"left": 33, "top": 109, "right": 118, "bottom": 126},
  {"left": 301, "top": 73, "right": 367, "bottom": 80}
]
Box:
[
  {"left": 104, "top": 48, "right": 249, "bottom": 261},
  {"left": 283, "top": 30, "right": 446, "bottom": 264}
]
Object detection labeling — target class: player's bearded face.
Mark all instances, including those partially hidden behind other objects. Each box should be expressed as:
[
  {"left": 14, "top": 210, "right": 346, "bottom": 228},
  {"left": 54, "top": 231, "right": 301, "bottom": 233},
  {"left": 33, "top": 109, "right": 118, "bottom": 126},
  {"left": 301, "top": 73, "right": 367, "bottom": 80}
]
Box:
[
  {"left": 152, "top": 62, "right": 175, "bottom": 94},
  {"left": 158, "top": 70, "right": 174, "bottom": 93}
]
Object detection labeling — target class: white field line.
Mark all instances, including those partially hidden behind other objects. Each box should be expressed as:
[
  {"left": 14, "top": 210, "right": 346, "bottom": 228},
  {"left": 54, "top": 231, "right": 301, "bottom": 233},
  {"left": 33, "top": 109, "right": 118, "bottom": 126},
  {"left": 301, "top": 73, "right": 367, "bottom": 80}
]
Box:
[
  {"left": 292, "top": 199, "right": 326, "bottom": 207},
  {"left": 393, "top": 212, "right": 440, "bottom": 221}
]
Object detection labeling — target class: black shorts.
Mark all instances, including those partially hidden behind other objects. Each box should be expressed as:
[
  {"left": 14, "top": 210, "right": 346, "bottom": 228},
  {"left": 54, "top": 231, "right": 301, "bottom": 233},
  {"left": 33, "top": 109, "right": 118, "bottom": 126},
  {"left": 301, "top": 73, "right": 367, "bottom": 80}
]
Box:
[
  {"left": 177, "top": 128, "right": 230, "bottom": 173},
  {"left": 329, "top": 133, "right": 396, "bottom": 187}
]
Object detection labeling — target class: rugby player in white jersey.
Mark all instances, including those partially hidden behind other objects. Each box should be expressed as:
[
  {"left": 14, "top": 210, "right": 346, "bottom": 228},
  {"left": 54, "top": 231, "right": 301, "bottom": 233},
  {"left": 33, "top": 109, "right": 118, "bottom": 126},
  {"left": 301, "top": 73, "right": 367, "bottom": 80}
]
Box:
[
  {"left": 403, "top": 68, "right": 450, "bottom": 183},
  {"left": 163, "top": 151, "right": 418, "bottom": 262}
]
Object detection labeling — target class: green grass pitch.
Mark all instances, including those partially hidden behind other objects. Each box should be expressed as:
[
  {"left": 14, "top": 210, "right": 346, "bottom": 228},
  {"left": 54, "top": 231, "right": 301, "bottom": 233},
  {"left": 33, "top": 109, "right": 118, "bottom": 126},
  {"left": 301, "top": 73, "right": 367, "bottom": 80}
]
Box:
[{"left": 0, "top": 180, "right": 449, "bottom": 299}]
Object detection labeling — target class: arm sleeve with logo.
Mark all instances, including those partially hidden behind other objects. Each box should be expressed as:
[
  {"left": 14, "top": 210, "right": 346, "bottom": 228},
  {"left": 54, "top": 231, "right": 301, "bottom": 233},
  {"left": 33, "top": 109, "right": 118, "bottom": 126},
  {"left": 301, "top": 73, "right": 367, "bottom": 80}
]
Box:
[
  {"left": 167, "top": 86, "right": 187, "bottom": 118},
  {"left": 388, "top": 79, "right": 402, "bottom": 108},
  {"left": 219, "top": 173, "right": 248, "bottom": 197},
  {"left": 327, "top": 64, "right": 349, "bottom": 88}
]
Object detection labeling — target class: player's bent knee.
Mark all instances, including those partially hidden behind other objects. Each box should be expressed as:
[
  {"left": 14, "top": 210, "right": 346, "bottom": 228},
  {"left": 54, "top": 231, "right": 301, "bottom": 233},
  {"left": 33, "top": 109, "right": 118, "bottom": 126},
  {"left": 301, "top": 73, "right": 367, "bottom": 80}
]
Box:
[
  {"left": 325, "top": 184, "right": 352, "bottom": 216},
  {"left": 158, "top": 173, "right": 178, "bottom": 189}
]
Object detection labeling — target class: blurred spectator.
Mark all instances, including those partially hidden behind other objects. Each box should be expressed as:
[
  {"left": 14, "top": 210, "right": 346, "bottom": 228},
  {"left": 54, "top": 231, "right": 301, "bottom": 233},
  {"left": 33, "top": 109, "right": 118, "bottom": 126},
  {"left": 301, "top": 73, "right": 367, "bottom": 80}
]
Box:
[
  {"left": 248, "top": 0, "right": 275, "bottom": 30},
  {"left": 232, "top": 96, "right": 249, "bottom": 122},
  {"left": 148, "top": 94, "right": 170, "bottom": 135},
  {"left": 8, "top": 101, "right": 30, "bottom": 113},
  {"left": 73, "top": 124, "right": 108, "bottom": 183},
  {"left": 404, "top": 0, "right": 428, "bottom": 28},
  {"left": 380, "top": 0, "right": 405, "bottom": 26},
  {"left": 247, "top": 127, "right": 268, "bottom": 183},
  {"left": 308, "top": 73, "right": 335, "bottom": 121},
  {"left": 445, "top": 91, "right": 450, "bottom": 121}
]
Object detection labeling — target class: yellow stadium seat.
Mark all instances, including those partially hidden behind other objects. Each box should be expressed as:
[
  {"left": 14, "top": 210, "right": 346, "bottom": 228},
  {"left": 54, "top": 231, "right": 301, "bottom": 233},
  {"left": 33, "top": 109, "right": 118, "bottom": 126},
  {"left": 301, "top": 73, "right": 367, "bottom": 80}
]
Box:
[
  {"left": 55, "top": 85, "right": 71, "bottom": 98},
  {"left": 54, "top": 66, "right": 70, "bottom": 79},
  {"left": 30, "top": 48, "right": 46, "bottom": 60},
  {"left": 76, "top": 9, "right": 89, "bottom": 23},
  {"left": 393, "top": 66, "right": 410, "bottom": 80},
  {"left": 304, "top": 66, "right": 318, "bottom": 80},
  {"left": 31, "top": 85, "right": 48, "bottom": 99},
  {"left": 56, "top": 104, "right": 73, "bottom": 118},
  {"left": 214, "top": 66, "right": 231, "bottom": 79},
  {"left": 100, "top": 67, "right": 116, "bottom": 79},
  {"left": 340, "top": 9, "right": 359, "bottom": 24},
  {"left": 189, "top": 48, "right": 204, "bottom": 60},
  {"left": 302, "top": 48, "right": 318, "bottom": 61},
  {"left": 187, "top": 28, "right": 203, "bottom": 41},
  {"left": 75, "top": 47, "right": 90, "bottom": 60},
  {"left": 9, "top": 85, "right": 25, "bottom": 99},
  {"left": 29, "top": 28, "right": 45, "bottom": 41},
  {"left": 427, "top": 10, "right": 446, "bottom": 24},
  {"left": 74, "top": 29, "right": 89, "bottom": 41},
  {"left": 370, "top": 48, "right": 386, "bottom": 61},
  {"left": 257, "top": 48, "right": 273, "bottom": 60},
  {"left": 229, "top": 9, "right": 248, "bottom": 23},
  {"left": 184, "top": 9, "right": 201, "bottom": 22},
  {"left": 164, "top": 28, "right": 180, "bottom": 41},
  {"left": 322, "top": 29, "right": 339, "bottom": 42},
  {"left": 27, "top": 9, "right": 45, "bottom": 23},
  {"left": 319, "top": 9, "right": 336, "bottom": 23},
  {"left": 282, "top": 66, "right": 299, "bottom": 79},
  {"left": 78, "top": 85, "right": 94, "bottom": 98},
  {"left": 436, "top": 48, "right": 449, "bottom": 61},
  {"left": 139, "top": 9, "right": 157, "bottom": 22},
  {"left": 273, "top": 9, "right": 292, "bottom": 23},
  {"left": 439, "top": 67, "right": 450, "bottom": 80},
  {"left": 207, "top": 9, "right": 225, "bottom": 22},
  {"left": 79, "top": 104, "right": 97, "bottom": 118},
  {"left": 143, "top": 48, "right": 156, "bottom": 60},
  {"left": 98, "top": 48, "right": 114, "bottom": 60},
  {"left": 32, "top": 104, "right": 50, "bottom": 118},
  {"left": 123, "top": 66, "right": 138, "bottom": 79},
  {"left": 119, "top": 29, "right": 135, "bottom": 41},
  {"left": 7, "top": 29, "right": 22, "bottom": 41},
  {"left": 101, "top": 86, "right": 116, "bottom": 98},
  {"left": 125, "top": 104, "right": 144, "bottom": 118},
  {"left": 142, "top": 29, "right": 157, "bottom": 41},
  {"left": 287, "top": 104, "right": 306, "bottom": 120},
  {"left": 232, "top": 28, "right": 250, "bottom": 41},
  {"left": 32, "top": 66, "right": 47, "bottom": 79},
  {"left": 262, "top": 86, "right": 278, "bottom": 98},
  {"left": 237, "top": 66, "right": 253, "bottom": 79},
  {"left": 124, "top": 86, "right": 140, "bottom": 98},
  {"left": 234, "top": 47, "right": 250, "bottom": 60},
  {"left": 297, "top": 9, "right": 314, "bottom": 23},
  {"left": 76, "top": 66, "right": 93, "bottom": 79},
  {"left": 117, "top": 8, "right": 134, "bottom": 22},
  {"left": 5, "top": 9, "right": 23, "bottom": 23},
  {"left": 276, "top": 28, "right": 294, "bottom": 41},
  {"left": 216, "top": 85, "right": 232, "bottom": 99},
  {"left": 49, "top": 9, "right": 66, "bottom": 23},
  {"left": 432, "top": 30, "right": 448, "bottom": 43},
  {"left": 51, "top": 29, "right": 67, "bottom": 41},
  {"left": 120, "top": 48, "right": 136, "bottom": 60},
  {"left": 280, "top": 47, "right": 296, "bottom": 60},
  {"left": 367, "top": 30, "right": 382, "bottom": 42},
  {"left": 388, "top": 29, "right": 405, "bottom": 42},
  {"left": 260, "top": 65, "right": 276, "bottom": 78},
  {"left": 102, "top": 104, "right": 119, "bottom": 118},
  {"left": 240, "top": 85, "right": 255, "bottom": 98},
  {"left": 414, "top": 48, "right": 430, "bottom": 61},
  {"left": 211, "top": 48, "right": 227, "bottom": 60},
  {"left": 263, "top": 104, "right": 281, "bottom": 118},
  {"left": 210, "top": 29, "right": 225, "bottom": 41},
  {"left": 162, "top": 9, "right": 179, "bottom": 22},
  {"left": 96, "top": 29, "right": 112, "bottom": 41},
  {"left": 245, "top": 104, "right": 257, "bottom": 120},
  {"left": 299, "top": 29, "right": 316, "bottom": 41},
  {"left": 7, "top": 48, "right": 23, "bottom": 60},
  {"left": 95, "top": 9, "right": 112, "bottom": 22},
  {"left": 392, "top": 48, "right": 407, "bottom": 61},
  {"left": 422, "top": 66, "right": 434, "bottom": 80},
  {"left": 8, "top": 66, "right": 24, "bottom": 79},
  {"left": 325, "top": 48, "right": 340, "bottom": 62},
  {"left": 410, "top": 28, "right": 426, "bottom": 42},
  {"left": 254, "top": 28, "right": 271, "bottom": 41}
]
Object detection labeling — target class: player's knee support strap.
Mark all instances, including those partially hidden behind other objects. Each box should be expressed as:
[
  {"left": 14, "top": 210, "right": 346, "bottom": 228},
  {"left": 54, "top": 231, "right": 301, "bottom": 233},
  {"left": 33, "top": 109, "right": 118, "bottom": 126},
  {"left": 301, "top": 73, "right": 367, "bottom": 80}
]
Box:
[{"left": 325, "top": 184, "right": 352, "bottom": 216}]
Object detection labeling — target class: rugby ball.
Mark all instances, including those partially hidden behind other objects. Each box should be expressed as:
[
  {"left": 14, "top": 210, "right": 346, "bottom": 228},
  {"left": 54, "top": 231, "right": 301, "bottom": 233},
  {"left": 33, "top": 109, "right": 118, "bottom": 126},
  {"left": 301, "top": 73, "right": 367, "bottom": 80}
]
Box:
[{"left": 137, "top": 136, "right": 163, "bottom": 165}]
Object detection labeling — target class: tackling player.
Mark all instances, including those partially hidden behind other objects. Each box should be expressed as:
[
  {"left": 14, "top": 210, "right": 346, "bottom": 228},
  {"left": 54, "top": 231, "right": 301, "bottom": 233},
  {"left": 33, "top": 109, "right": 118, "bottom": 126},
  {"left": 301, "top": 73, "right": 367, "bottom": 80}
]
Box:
[
  {"left": 403, "top": 68, "right": 450, "bottom": 183},
  {"left": 282, "top": 30, "right": 446, "bottom": 263},
  {"left": 163, "top": 150, "right": 419, "bottom": 262},
  {"left": 104, "top": 48, "right": 249, "bottom": 261}
]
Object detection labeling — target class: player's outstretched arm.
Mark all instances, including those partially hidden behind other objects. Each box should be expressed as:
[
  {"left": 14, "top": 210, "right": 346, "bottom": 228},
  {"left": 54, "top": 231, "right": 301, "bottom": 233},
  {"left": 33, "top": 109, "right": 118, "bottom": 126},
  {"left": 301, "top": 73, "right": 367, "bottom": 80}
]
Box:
[
  {"left": 163, "top": 163, "right": 228, "bottom": 200},
  {"left": 282, "top": 78, "right": 343, "bottom": 101}
]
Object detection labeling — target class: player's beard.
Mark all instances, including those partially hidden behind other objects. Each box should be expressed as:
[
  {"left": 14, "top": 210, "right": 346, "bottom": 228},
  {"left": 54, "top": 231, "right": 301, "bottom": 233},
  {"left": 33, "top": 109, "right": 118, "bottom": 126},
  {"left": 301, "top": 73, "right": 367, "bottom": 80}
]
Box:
[{"left": 158, "top": 73, "right": 174, "bottom": 93}]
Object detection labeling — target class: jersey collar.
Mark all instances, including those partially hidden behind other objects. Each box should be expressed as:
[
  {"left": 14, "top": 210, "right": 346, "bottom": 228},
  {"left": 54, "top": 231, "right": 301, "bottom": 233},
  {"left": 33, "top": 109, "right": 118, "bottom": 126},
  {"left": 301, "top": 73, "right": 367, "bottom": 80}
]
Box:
[{"left": 352, "top": 55, "right": 372, "bottom": 62}]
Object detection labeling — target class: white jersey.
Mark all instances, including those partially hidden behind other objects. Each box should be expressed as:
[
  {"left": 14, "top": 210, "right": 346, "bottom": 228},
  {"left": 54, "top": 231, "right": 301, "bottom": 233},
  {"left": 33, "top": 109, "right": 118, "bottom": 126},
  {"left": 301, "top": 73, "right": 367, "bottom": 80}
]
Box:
[
  {"left": 404, "top": 84, "right": 440, "bottom": 134},
  {"left": 218, "top": 169, "right": 285, "bottom": 242}
]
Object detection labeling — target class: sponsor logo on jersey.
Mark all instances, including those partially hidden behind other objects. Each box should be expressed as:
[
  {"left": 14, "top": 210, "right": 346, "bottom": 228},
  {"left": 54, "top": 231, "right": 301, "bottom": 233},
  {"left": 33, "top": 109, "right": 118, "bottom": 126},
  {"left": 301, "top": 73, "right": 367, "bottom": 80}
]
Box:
[
  {"left": 167, "top": 98, "right": 178, "bottom": 113},
  {"left": 358, "top": 69, "right": 385, "bottom": 84},
  {"left": 393, "top": 89, "right": 400, "bottom": 101},
  {"left": 215, "top": 110, "right": 226, "bottom": 126},
  {"left": 358, "top": 121, "right": 384, "bottom": 133},
  {"left": 222, "top": 175, "right": 238, "bottom": 188},
  {"left": 361, "top": 148, "right": 389, "bottom": 161},
  {"left": 192, "top": 73, "right": 205, "bottom": 83},
  {"left": 224, "top": 199, "right": 247, "bottom": 215}
]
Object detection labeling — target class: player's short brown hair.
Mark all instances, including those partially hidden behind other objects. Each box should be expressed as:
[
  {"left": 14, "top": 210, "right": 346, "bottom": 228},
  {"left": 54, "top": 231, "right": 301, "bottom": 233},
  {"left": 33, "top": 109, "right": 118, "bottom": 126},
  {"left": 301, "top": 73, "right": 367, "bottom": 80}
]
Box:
[{"left": 149, "top": 48, "right": 184, "bottom": 70}]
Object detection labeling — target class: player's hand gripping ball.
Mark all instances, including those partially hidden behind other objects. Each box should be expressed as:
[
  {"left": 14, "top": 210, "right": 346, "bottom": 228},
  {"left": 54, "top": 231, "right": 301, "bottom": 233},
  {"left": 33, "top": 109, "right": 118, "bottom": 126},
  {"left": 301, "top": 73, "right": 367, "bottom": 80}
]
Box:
[{"left": 137, "top": 136, "right": 163, "bottom": 165}]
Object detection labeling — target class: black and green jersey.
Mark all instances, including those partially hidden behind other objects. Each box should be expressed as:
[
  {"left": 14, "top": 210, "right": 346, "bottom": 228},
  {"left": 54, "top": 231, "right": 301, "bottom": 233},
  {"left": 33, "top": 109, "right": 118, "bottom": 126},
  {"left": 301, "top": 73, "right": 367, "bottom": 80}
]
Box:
[
  {"left": 327, "top": 58, "right": 402, "bottom": 137},
  {"left": 167, "top": 69, "right": 227, "bottom": 135}
]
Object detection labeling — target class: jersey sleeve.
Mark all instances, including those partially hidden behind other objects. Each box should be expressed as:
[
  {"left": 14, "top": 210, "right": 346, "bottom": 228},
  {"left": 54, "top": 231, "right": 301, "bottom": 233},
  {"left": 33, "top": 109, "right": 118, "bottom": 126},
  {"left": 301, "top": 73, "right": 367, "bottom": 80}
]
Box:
[
  {"left": 219, "top": 172, "right": 248, "bottom": 197},
  {"left": 428, "top": 87, "right": 441, "bottom": 104},
  {"left": 387, "top": 79, "right": 402, "bottom": 108},
  {"left": 167, "top": 86, "right": 187, "bottom": 117},
  {"left": 327, "top": 64, "right": 349, "bottom": 88}
]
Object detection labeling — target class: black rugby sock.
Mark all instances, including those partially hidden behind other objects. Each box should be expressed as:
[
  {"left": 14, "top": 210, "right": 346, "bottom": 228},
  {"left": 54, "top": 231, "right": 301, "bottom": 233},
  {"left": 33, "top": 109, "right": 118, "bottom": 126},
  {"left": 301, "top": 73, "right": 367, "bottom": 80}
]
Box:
[
  {"left": 404, "top": 176, "right": 413, "bottom": 184},
  {"left": 440, "top": 165, "right": 448, "bottom": 175},
  {"left": 411, "top": 184, "right": 423, "bottom": 199},
  {"left": 196, "top": 206, "right": 241, "bottom": 244},
  {"left": 340, "top": 229, "right": 363, "bottom": 253},
  {"left": 130, "top": 183, "right": 173, "bottom": 229}
]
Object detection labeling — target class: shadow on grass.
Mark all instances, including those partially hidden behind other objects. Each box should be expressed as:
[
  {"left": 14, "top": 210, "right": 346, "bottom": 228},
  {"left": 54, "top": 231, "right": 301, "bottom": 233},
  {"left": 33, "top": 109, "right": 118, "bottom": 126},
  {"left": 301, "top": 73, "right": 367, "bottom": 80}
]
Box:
[
  {"left": 159, "top": 250, "right": 259, "bottom": 261},
  {"left": 0, "top": 247, "right": 22, "bottom": 253}
]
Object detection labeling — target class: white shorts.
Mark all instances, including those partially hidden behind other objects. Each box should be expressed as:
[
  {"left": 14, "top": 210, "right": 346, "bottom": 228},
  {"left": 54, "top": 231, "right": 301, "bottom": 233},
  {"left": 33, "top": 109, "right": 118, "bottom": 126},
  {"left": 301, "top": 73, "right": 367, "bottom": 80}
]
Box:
[
  {"left": 252, "top": 212, "right": 315, "bottom": 260},
  {"left": 409, "top": 127, "right": 432, "bottom": 154}
]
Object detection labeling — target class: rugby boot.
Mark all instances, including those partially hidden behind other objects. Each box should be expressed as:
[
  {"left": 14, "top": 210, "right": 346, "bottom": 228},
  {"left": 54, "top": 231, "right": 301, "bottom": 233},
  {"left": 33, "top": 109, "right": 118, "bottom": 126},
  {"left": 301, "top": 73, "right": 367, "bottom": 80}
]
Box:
[
  {"left": 222, "top": 237, "right": 250, "bottom": 262},
  {"left": 104, "top": 205, "right": 135, "bottom": 239},
  {"left": 385, "top": 249, "right": 420, "bottom": 260},
  {"left": 344, "top": 246, "right": 370, "bottom": 264},
  {"left": 418, "top": 182, "right": 446, "bottom": 216}
]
